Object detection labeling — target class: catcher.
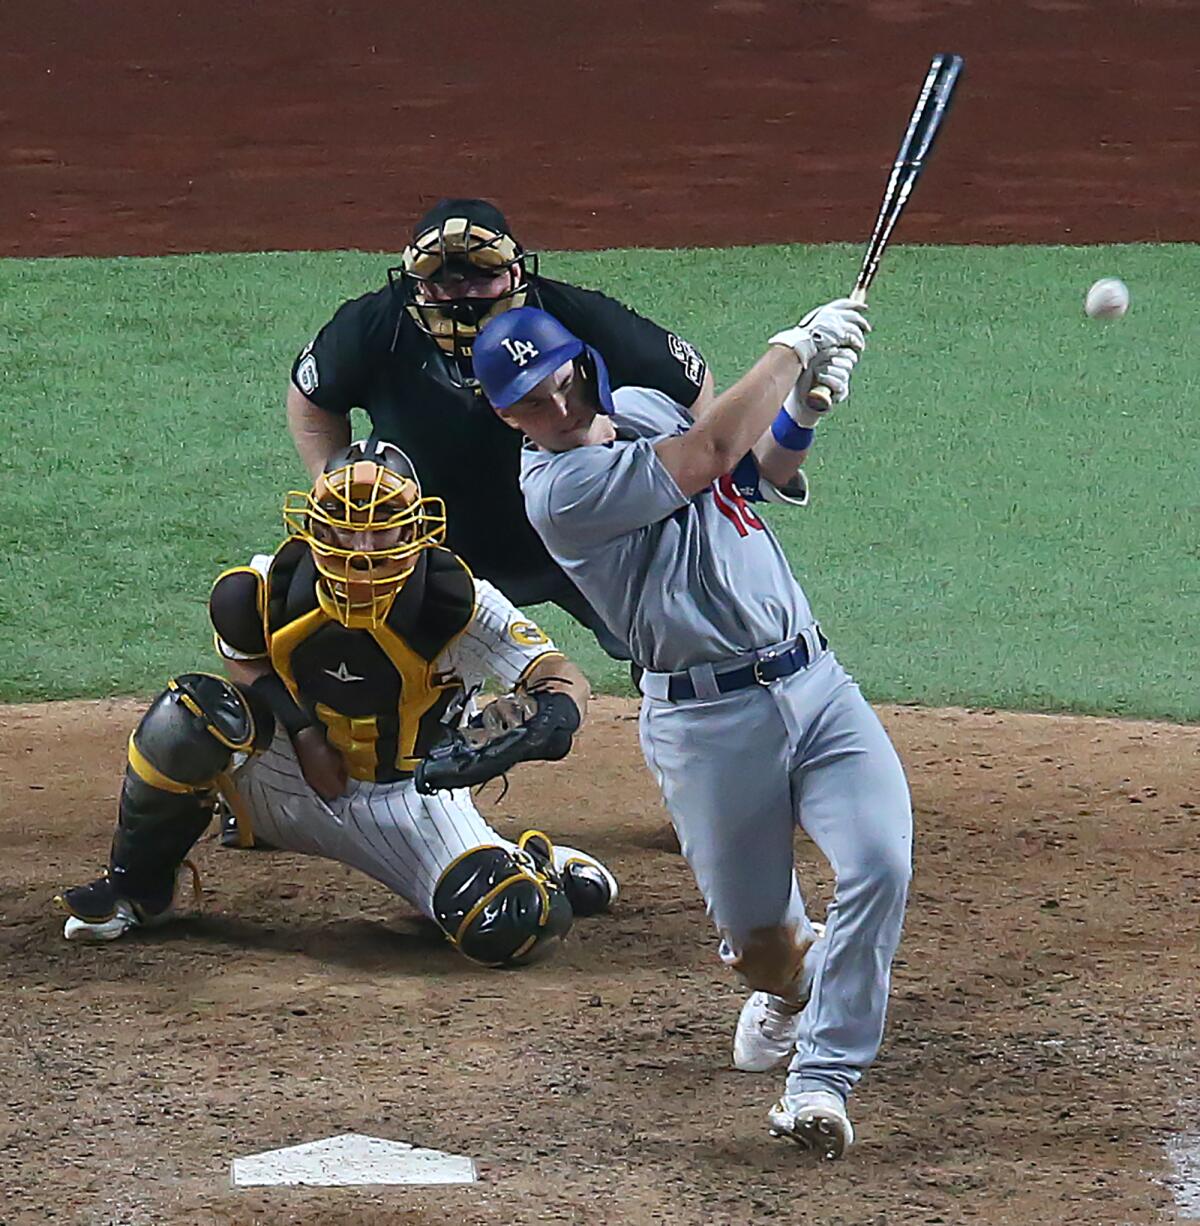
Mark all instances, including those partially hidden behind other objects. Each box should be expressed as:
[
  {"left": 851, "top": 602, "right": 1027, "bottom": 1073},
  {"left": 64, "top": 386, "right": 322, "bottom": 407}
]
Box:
[{"left": 56, "top": 440, "right": 617, "bottom": 967}]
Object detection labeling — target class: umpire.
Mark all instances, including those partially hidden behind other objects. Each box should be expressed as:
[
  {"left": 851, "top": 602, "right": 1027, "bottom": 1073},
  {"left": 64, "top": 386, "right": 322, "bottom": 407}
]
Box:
[{"left": 287, "top": 198, "right": 713, "bottom": 659}]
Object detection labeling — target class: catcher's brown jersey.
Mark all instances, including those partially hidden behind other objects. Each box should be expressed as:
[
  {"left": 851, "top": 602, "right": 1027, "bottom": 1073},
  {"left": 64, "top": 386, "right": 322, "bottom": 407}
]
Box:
[{"left": 209, "top": 540, "right": 553, "bottom": 783}]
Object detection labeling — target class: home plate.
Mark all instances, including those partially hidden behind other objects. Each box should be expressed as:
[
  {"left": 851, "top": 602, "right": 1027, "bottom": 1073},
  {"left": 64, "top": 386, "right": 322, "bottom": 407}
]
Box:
[{"left": 231, "top": 1133, "right": 477, "bottom": 1187}]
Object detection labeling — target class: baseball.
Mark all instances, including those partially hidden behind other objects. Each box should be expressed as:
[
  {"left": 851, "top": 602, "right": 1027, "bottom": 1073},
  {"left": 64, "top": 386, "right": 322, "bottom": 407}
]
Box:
[{"left": 1084, "top": 277, "right": 1130, "bottom": 319}]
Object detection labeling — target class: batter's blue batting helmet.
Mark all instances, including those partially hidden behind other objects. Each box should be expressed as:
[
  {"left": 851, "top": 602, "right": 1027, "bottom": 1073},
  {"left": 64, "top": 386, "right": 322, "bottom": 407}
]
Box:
[{"left": 474, "top": 307, "right": 614, "bottom": 414}]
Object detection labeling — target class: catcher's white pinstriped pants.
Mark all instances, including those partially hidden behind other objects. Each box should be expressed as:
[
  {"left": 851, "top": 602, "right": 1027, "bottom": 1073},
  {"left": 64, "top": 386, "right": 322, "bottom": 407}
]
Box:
[{"left": 230, "top": 731, "right": 506, "bottom": 917}]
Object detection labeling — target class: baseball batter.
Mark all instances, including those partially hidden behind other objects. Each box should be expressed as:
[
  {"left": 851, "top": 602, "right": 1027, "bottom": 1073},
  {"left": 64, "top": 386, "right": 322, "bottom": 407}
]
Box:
[
  {"left": 57, "top": 441, "right": 617, "bottom": 967},
  {"left": 466, "top": 304, "right": 912, "bottom": 1157}
]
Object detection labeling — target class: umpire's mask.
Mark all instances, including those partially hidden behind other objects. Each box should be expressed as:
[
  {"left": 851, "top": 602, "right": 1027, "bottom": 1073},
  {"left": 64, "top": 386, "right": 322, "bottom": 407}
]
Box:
[{"left": 389, "top": 198, "right": 535, "bottom": 388}]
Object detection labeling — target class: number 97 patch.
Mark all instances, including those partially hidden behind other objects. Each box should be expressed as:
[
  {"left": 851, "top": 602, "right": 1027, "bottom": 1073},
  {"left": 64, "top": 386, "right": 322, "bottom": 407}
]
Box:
[{"left": 509, "top": 620, "right": 550, "bottom": 647}]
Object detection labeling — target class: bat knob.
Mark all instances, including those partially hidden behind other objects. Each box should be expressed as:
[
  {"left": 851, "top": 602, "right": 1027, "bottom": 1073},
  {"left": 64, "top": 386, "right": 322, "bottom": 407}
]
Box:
[{"left": 805, "top": 384, "right": 834, "bottom": 412}]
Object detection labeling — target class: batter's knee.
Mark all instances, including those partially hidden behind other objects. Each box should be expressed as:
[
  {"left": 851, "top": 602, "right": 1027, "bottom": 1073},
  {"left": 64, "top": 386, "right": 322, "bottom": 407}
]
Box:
[
  {"left": 843, "top": 839, "right": 912, "bottom": 902},
  {"left": 725, "top": 921, "right": 815, "bottom": 1002},
  {"left": 432, "top": 845, "right": 574, "bottom": 968},
  {"left": 128, "top": 672, "right": 275, "bottom": 794}
]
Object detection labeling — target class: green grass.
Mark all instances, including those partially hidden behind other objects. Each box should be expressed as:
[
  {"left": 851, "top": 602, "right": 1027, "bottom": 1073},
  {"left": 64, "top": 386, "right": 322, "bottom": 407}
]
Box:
[{"left": 2, "top": 244, "right": 1198, "bottom": 718}]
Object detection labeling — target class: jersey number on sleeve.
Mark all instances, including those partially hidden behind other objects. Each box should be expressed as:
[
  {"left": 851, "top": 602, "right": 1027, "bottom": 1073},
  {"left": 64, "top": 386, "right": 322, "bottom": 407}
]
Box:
[{"left": 712, "top": 474, "right": 765, "bottom": 538}]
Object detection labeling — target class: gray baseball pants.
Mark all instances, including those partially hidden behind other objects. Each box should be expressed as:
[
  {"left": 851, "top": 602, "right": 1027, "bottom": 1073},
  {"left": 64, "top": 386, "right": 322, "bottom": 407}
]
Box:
[{"left": 639, "top": 647, "right": 912, "bottom": 1101}]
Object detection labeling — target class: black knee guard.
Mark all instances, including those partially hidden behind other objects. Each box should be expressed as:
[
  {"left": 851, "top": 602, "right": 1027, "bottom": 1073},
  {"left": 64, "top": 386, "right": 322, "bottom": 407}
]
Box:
[
  {"left": 110, "top": 673, "right": 275, "bottom": 899},
  {"left": 432, "top": 845, "right": 574, "bottom": 968},
  {"left": 128, "top": 673, "right": 274, "bottom": 790}
]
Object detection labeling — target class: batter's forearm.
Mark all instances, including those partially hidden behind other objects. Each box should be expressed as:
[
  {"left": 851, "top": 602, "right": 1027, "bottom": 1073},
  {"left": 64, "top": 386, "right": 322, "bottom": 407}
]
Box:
[
  {"left": 287, "top": 383, "right": 350, "bottom": 480},
  {"left": 753, "top": 431, "right": 809, "bottom": 486},
  {"left": 657, "top": 348, "right": 800, "bottom": 496}
]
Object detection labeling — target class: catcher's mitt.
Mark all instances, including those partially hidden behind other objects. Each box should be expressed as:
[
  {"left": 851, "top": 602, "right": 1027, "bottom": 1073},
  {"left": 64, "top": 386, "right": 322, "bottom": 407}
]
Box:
[{"left": 414, "top": 688, "right": 581, "bottom": 795}]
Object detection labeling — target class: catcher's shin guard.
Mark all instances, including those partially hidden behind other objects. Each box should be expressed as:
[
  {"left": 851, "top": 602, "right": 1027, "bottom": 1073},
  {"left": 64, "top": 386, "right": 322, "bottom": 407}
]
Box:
[
  {"left": 109, "top": 674, "right": 273, "bottom": 901},
  {"left": 432, "top": 844, "right": 573, "bottom": 967},
  {"left": 517, "top": 830, "right": 618, "bottom": 917}
]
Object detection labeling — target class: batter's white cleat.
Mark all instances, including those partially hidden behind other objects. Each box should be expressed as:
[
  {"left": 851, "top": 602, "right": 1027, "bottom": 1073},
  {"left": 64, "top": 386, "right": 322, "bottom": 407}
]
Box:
[
  {"left": 767, "top": 1090, "right": 854, "bottom": 1160},
  {"left": 734, "top": 992, "right": 805, "bottom": 1072},
  {"left": 732, "top": 921, "right": 825, "bottom": 1072}
]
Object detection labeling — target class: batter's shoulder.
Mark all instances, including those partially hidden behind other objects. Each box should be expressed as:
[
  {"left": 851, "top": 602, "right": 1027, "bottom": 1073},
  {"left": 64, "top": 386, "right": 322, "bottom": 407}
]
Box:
[{"left": 611, "top": 386, "right": 692, "bottom": 438}]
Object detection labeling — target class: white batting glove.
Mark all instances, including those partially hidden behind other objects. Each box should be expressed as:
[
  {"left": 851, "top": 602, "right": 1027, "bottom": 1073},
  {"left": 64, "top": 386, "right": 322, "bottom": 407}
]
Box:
[
  {"left": 781, "top": 345, "right": 861, "bottom": 426},
  {"left": 809, "top": 346, "right": 860, "bottom": 404},
  {"left": 768, "top": 298, "right": 870, "bottom": 367}
]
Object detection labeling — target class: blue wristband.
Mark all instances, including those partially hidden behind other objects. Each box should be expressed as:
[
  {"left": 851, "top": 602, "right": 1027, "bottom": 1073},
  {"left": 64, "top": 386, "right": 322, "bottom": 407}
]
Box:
[{"left": 771, "top": 409, "right": 815, "bottom": 451}]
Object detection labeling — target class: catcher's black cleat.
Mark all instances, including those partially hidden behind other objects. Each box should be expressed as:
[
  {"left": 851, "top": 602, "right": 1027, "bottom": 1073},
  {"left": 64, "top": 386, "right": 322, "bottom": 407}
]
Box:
[
  {"left": 516, "top": 830, "right": 618, "bottom": 917},
  {"left": 56, "top": 868, "right": 189, "bottom": 943},
  {"left": 558, "top": 852, "right": 619, "bottom": 916}
]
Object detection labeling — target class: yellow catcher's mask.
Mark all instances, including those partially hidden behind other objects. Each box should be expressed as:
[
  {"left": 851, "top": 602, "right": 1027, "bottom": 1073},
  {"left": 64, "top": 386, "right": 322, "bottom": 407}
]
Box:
[{"left": 284, "top": 440, "right": 446, "bottom": 629}]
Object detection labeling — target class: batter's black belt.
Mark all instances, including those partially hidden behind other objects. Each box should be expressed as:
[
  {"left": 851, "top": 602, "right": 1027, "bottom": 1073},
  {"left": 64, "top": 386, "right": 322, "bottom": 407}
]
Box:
[{"left": 647, "top": 628, "right": 829, "bottom": 702}]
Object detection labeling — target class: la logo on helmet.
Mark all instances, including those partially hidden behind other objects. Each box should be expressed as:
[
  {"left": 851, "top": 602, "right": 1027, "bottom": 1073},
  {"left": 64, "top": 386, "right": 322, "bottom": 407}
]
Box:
[{"left": 501, "top": 337, "right": 540, "bottom": 367}]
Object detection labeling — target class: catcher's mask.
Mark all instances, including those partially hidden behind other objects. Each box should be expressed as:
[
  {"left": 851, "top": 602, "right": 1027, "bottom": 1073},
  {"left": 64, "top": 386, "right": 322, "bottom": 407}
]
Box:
[
  {"left": 389, "top": 198, "right": 536, "bottom": 388},
  {"left": 283, "top": 440, "right": 446, "bottom": 629},
  {"left": 473, "top": 306, "right": 615, "bottom": 415}
]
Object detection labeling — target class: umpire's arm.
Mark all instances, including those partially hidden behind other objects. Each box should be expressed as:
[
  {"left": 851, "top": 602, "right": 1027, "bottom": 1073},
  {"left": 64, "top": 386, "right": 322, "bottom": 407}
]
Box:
[{"left": 287, "top": 383, "right": 351, "bottom": 481}]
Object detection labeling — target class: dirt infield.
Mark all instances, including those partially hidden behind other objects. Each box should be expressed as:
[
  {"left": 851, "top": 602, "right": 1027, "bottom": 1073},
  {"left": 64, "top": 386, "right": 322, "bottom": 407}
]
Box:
[
  {"left": 2, "top": 696, "right": 1196, "bottom": 1224},
  {"left": 3, "top": 0, "right": 1198, "bottom": 258}
]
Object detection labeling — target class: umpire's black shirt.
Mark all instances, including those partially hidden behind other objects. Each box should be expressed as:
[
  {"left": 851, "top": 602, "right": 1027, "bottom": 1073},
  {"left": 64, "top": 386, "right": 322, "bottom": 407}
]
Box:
[{"left": 290, "top": 278, "right": 708, "bottom": 600}]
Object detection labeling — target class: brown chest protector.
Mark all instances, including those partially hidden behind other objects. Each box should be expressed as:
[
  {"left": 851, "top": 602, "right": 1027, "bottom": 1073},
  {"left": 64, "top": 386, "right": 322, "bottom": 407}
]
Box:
[{"left": 264, "top": 541, "right": 475, "bottom": 782}]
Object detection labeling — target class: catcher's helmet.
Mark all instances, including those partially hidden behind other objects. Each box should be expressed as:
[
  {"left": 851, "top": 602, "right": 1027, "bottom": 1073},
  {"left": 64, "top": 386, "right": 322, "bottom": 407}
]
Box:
[
  {"left": 390, "top": 198, "right": 536, "bottom": 388},
  {"left": 283, "top": 439, "right": 447, "bottom": 628},
  {"left": 473, "top": 306, "right": 614, "bottom": 415}
]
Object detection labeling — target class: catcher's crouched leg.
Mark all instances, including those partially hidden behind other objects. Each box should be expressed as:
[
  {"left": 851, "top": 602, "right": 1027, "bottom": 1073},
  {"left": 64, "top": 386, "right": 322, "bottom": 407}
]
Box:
[
  {"left": 58, "top": 673, "right": 274, "bottom": 942},
  {"left": 433, "top": 844, "right": 575, "bottom": 968},
  {"left": 516, "top": 830, "right": 618, "bottom": 918}
]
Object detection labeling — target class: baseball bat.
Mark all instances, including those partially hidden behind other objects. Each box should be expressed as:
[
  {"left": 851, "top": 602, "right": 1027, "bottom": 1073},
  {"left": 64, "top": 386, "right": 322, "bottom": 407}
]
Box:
[{"left": 806, "top": 52, "right": 964, "bottom": 410}]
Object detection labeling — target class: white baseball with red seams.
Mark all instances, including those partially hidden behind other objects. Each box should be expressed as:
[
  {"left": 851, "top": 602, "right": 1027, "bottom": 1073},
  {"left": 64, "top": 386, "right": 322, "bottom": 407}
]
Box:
[{"left": 1085, "top": 277, "right": 1130, "bottom": 319}]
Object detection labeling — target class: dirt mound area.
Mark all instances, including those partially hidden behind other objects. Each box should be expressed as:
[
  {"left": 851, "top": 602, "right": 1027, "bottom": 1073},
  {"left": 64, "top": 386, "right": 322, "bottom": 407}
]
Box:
[{"left": 2, "top": 696, "right": 1195, "bottom": 1223}]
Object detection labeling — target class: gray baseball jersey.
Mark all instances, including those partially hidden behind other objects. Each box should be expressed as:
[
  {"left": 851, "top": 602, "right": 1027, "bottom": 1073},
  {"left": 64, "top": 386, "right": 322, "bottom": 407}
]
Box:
[
  {"left": 519, "top": 385, "right": 912, "bottom": 1106},
  {"left": 520, "top": 388, "right": 813, "bottom": 673}
]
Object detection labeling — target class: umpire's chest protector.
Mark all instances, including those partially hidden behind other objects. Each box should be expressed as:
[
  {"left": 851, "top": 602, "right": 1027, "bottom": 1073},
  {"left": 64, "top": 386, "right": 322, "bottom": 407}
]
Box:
[{"left": 264, "top": 541, "right": 476, "bottom": 781}]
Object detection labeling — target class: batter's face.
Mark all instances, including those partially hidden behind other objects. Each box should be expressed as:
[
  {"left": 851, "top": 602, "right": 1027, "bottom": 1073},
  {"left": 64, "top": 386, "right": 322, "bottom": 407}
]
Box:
[{"left": 494, "top": 359, "right": 614, "bottom": 452}]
